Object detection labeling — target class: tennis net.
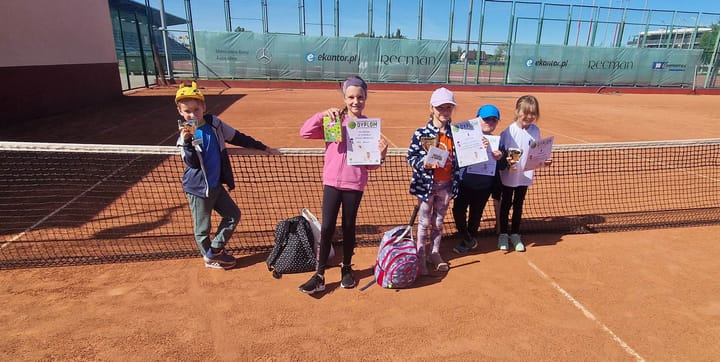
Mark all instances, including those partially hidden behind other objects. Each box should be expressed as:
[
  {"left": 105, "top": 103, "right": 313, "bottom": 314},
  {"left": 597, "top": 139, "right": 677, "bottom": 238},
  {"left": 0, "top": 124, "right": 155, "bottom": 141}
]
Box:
[{"left": 1, "top": 139, "right": 719, "bottom": 269}]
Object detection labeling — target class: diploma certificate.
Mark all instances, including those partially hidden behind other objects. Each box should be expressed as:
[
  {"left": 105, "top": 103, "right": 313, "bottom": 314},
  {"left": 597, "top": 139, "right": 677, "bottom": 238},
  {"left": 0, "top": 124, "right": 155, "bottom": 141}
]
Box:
[
  {"left": 451, "top": 118, "right": 488, "bottom": 168},
  {"left": 346, "top": 118, "right": 382, "bottom": 165}
]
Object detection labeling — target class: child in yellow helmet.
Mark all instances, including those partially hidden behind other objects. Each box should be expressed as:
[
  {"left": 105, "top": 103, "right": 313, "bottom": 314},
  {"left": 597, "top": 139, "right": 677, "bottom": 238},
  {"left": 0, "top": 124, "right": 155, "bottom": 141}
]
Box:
[{"left": 175, "top": 82, "right": 279, "bottom": 269}]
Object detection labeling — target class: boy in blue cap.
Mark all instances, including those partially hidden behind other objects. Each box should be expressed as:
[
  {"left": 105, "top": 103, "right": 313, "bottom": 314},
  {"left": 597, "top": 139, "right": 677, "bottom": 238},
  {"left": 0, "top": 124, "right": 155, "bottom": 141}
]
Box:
[{"left": 452, "top": 104, "right": 504, "bottom": 254}]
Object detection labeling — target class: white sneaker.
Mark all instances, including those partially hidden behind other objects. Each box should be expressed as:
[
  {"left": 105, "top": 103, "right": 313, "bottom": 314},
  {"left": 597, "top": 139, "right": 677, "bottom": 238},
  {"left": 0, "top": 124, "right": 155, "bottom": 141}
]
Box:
[
  {"left": 510, "top": 234, "right": 525, "bottom": 252},
  {"left": 498, "top": 233, "right": 510, "bottom": 251},
  {"left": 429, "top": 252, "right": 449, "bottom": 272}
]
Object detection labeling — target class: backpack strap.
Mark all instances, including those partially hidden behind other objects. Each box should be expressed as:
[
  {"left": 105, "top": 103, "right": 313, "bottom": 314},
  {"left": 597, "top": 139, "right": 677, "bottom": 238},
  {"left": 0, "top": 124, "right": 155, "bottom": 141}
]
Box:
[
  {"left": 267, "top": 218, "right": 292, "bottom": 274},
  {"left": 267, "top": 241, "right": 286, "bottom": 272},
  {"left": 359, "top": 277, "right": 376, "bottom": 291}
]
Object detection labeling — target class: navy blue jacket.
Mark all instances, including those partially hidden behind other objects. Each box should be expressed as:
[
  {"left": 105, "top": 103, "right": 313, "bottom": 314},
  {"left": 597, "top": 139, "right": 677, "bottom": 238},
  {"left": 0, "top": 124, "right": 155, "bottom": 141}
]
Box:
[
  {"left": 176, "top": 114, "right": 268, "bottom": 198},
  {"left": 406, "top": 120, "right": 460, "bottom": 202}
]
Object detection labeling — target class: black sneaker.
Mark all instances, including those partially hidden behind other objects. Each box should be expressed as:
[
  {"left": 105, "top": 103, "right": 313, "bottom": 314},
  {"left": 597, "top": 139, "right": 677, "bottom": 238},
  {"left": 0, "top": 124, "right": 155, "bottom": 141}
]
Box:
[
  {"left": 453, "top": 241, "right": 470, "bottom": 254},
  {"left": 299, "top": 273, "right": 325, "bottom": 294},
  {"left": 464, "top": 233, "right": 479, "bottom": 250},
  {"left": 203, "top": 248, "right": 236, "bottom": 269},
  {"left": 453, "top": 233, "right": 479, "bottom": 255},
  {"left": 340, "top": 265, "right": 356, "bottom": 288}
]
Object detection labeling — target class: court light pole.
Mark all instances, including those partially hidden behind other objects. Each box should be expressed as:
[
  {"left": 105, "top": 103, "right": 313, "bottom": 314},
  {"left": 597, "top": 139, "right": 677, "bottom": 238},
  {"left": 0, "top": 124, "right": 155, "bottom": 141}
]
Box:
[
  {"left": 159, "top": 0, "right": 173, "bottom": 80},
  {"left": 224, "top": 0, "right": 232, "bottom": 32},
  {"left": 704, "top": 27, "right": 720, "bottom": 88}
]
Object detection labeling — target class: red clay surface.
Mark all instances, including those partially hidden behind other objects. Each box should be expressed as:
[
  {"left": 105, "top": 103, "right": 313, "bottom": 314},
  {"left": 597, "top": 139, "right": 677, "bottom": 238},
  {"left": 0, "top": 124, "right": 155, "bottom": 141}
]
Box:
[{"left": 1, "top": 84, "right": 719, "bottom": 360}]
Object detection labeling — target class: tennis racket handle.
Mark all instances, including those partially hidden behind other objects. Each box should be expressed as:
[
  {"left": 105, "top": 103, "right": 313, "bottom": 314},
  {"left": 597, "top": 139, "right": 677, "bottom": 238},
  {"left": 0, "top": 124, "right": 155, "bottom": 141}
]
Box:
[{"left": 409, "top": 202, "right": 420, "bottom": 226}]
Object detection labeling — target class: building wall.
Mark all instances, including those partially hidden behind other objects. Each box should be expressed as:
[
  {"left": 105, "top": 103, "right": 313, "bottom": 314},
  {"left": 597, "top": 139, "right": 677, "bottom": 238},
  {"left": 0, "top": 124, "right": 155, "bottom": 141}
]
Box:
[
  {"left": 0, "top": 0, "right": 121, "bottom": 122},
  {"left": 626, "top": 28, "right": 712, "bottom": 49}
]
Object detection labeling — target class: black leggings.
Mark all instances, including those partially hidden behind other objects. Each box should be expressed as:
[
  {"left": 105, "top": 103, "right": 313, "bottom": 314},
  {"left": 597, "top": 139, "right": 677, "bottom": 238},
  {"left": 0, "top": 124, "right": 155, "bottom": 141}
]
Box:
[
  {"left": 317, "top": 185, "right": 363, "bottom": 274},
  {"left": 499, "top": 185, "right": 528, "bottom": 235},
  {"left": 452, "top": 186, "right": 493, "bottom": 235}
]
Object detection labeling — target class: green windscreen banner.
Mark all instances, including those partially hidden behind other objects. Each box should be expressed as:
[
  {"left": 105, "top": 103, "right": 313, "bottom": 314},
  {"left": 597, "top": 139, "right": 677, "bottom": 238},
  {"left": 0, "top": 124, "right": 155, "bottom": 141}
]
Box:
[
  {"left": 194, "top": 31, "right": 450, "bottom": 83},
  {"left": 507, "top": 44, "right": 702, "bottom": 86}
]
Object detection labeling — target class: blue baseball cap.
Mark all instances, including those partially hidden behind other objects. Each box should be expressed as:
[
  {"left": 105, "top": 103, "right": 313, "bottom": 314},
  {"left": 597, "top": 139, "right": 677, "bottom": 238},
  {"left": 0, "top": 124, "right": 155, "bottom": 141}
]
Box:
[{"left": 477, "top": 104, "right": 500, "bottom": 120}]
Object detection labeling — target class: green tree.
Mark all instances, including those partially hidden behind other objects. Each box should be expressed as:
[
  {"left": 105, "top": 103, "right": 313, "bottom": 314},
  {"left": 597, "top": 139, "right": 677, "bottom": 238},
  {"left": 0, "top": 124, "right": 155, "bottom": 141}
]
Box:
[
  {"left": 234, "top": 26, "right": 248, "bottom": 32},
  {"left": 698, "top": 24, "right": 720, "bottom": 63},
  {"left": 450, "top": 46, "right": 463, "bottom": 63},
  {"left": 357, "top": 29, "right": 405, "bottom": 39},
  {"left": 394, "top": 28, "right": 405, "bottom": 39},
  {"left": 386, "top": 28, "right": 406, "bottom": 39},
  {"left": 494, "top": 44, "right": 507, "bottom": 62}
]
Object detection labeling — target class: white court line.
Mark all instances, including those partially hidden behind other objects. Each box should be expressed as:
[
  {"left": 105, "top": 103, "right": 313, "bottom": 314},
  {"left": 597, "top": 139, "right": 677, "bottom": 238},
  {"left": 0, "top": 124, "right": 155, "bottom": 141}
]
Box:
[
  {"left": 381, "top": 132, "right": 399, "bottom": 148},
  {"left": 526, "top": 260, "right": 646, "bottom": 362},
  {"left": 542, "top": 128, "right": 592, "bottom": 144},
  {"left": 1, "top": 133, "right": 180, "bottom": 251},
  {"left": 0, "top": 178, "right": 112, "bottom": 250}
]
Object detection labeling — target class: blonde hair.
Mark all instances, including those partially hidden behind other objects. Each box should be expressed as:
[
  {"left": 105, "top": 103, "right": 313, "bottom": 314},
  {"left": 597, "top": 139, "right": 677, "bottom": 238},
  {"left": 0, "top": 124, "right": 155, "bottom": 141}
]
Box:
[
  {"left": 514, "top": 95, "right": 540, "bottom": 120},
  {"left": 428, "top": 105, "right": 455, "bottom": 123}
]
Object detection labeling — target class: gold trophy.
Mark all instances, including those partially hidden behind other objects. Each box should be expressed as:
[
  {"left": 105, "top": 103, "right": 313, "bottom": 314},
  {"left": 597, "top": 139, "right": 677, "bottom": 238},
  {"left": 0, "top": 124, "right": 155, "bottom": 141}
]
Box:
[
  {"left": 178, "top": 119, "right": 197, "bottom": 138},
  {"left": 508, "top": 148, "right": 523, "bottom": 171},
  {"left": 420, "top": 136, "right": 437, "bottom": 151}
]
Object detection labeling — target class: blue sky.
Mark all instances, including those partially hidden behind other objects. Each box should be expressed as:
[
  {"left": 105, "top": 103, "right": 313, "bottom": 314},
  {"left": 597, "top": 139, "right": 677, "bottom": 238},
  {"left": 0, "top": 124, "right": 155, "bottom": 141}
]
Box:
[{"left": 157, "top": 0, "right": 720, "bottom": 47}]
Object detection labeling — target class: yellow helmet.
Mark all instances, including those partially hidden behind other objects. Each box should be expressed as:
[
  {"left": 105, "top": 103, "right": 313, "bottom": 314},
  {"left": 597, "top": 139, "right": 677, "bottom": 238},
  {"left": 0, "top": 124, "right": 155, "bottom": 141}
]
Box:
[{"left": 175, "top": 81, "right": 205, "bottom": 103}]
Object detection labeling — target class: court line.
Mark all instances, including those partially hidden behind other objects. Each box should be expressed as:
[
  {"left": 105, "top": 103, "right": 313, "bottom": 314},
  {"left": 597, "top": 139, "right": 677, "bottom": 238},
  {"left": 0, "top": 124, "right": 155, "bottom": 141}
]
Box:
[
  {"left": 1, "top": 185, "right": 103, "bottom": 250},
  {"left": 1, "top": 133, "right": 180, "bottom": 251},
  {"left": 381, "top": 132, "right": 399, "bottom": 148},
  {"left": 526, "top": 259, "right": 646, "bottom": 362},
  {"left": 542, "top": 128, "right": 592, "bottom": 144}
]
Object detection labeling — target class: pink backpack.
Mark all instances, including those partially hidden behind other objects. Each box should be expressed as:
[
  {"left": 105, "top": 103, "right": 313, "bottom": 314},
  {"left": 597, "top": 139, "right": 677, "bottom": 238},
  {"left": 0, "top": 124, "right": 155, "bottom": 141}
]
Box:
[{"left": 373, "top": 225, "right": 419, "bottom": 289}]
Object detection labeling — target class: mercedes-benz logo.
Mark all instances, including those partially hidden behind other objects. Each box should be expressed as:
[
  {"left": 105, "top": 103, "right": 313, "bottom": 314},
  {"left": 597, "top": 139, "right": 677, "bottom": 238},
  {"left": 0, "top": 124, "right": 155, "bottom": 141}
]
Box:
[{"left": 256, "top": 48, "right": 272, "bottom": 65}]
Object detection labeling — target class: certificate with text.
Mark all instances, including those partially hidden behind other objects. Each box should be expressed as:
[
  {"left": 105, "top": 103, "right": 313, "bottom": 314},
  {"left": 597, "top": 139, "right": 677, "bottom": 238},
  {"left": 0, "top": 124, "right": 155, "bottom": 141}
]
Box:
[
  {"left": 485, "top": 134, "right": 500, "bottom": 152},
  {"left": 466, "top": 135, "right": 500, "bottom": 176},
  {"left": 424, "top": 145, "right": 449, "bottom": 168},
  {"left": 346, "top": 118, "right": 382, "bottom": 165},
  {"left": 451, "top": 118, "right": 488, "bottom": 167},
  {"left": 524, "top": 136, "right": 554, "bottom": 170}
]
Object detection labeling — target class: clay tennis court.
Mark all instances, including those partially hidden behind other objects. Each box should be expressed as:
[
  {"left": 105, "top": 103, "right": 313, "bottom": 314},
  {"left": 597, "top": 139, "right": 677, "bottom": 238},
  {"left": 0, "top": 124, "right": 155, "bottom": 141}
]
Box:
[{"left": 1, "top": 84, "right": 719, "bottom": 360}]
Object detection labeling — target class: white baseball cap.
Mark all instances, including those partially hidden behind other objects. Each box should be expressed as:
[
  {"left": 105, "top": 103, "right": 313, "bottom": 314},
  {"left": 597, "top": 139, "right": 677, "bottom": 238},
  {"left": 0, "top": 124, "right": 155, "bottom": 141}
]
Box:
[{"left": 430, "top": 87, "right": 456, "bottom": 107}]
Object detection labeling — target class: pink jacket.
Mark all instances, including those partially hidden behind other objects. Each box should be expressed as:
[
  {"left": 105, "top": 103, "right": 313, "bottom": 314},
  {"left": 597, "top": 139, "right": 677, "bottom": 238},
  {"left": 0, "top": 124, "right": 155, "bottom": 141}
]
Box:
[{"left": 300, "top": 111, "right": 380, "bottom": 192}]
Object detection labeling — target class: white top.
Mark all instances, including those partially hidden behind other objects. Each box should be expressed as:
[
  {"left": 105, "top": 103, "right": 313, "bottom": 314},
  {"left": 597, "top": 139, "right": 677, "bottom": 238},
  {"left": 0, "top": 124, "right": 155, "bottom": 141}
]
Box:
[{"left": 499, "top": 122, "right": 541, "bottom": 187}]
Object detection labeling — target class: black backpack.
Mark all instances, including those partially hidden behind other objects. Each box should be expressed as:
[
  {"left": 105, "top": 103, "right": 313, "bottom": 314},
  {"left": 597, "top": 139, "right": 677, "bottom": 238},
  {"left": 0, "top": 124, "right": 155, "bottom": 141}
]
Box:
[{"left": 266, "top": 216, "right": 316, "bottom": 279}]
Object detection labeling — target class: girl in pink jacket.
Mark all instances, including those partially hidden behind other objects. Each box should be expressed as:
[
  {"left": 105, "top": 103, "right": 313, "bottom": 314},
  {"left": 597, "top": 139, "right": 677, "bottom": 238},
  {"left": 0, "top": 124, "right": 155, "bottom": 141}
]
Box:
[{"left": 298, "top": 75, "right": 388, "bottom": 295}]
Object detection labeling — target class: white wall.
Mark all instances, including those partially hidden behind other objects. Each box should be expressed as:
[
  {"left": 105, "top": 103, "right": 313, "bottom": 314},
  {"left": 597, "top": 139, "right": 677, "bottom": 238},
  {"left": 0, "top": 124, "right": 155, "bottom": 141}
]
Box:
[
  {"left": 0, "top": 0, "right": 117, "bottom": 67},
  {"left": 0, "top": 0, "right": 122, "bottom": 122}
]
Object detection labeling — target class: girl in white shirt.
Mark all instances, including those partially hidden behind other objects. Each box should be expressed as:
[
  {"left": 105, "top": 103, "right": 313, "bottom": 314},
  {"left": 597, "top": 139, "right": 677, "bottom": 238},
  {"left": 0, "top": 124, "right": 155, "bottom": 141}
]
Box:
[{"left": 497, "top": 95, "right": 552, "bottom": 252}]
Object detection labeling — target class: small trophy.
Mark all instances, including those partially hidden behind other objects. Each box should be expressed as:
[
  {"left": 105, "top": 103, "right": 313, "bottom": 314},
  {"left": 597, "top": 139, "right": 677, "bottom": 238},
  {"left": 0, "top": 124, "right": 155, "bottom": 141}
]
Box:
[
  {"left": 420, "top": 136, "right": 437, "bottom": 152},
  {"left": 178, "top": 119, "right": 197, "bottom": 138},
  {"left": 508, "top": 148, "right": 523, "bottom": 171}
]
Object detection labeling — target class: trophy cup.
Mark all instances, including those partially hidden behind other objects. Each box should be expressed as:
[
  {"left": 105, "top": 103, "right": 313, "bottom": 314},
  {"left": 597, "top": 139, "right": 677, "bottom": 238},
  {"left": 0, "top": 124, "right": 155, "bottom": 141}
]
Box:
[
  {"left": 178, "top": 119, "right": 197, "bottom": 138},
  {"left": 420, "top": 136, "right": 437, "bottom": 152},
  {"left": 508, "top": 148, "right": 523, "bottom": 171}
]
